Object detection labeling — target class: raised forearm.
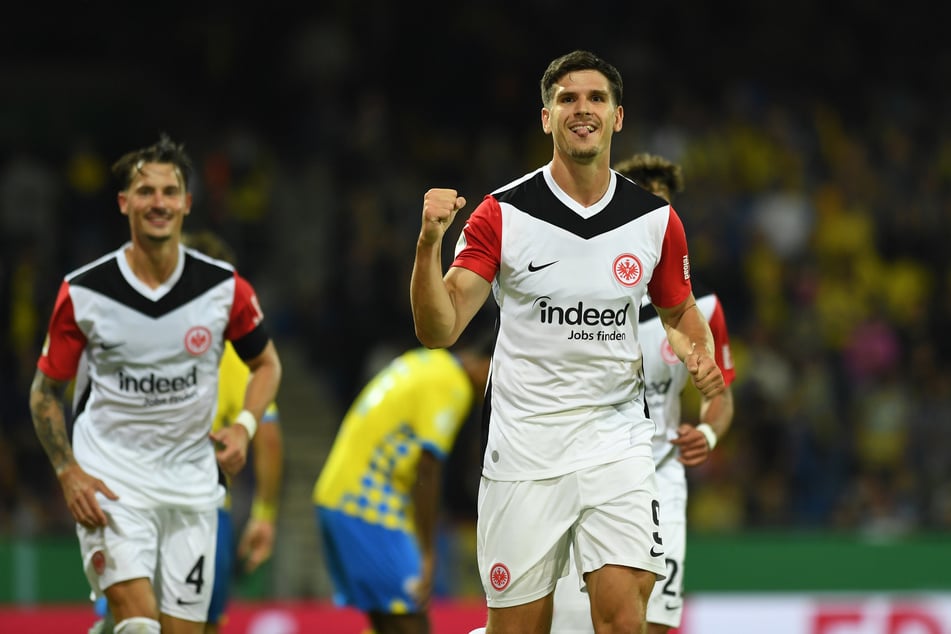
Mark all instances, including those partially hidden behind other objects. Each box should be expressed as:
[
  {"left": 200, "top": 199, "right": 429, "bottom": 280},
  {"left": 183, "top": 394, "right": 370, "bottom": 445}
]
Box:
[{"left": 410, "top": 239, "right": 457, "bottom": 347}]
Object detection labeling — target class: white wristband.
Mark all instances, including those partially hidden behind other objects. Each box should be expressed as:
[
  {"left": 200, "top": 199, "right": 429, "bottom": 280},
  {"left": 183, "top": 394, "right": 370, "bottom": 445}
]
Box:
[
  {"left": 696, "top": 423, "right": 717, "bottom": 451},
  {"left": 234, "top": 409, "right": 258, "bottom": 440}
]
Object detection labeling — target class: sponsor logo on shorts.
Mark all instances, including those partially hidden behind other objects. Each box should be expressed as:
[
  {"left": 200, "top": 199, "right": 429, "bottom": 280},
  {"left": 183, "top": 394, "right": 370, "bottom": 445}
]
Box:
[
  {"left": 185, "top": 326, "right": 212, "bottom": 356},
  {"left": 613, "top": 253, "right": 643, "bottom": 287},
  {"left": 489, "top": 563, "right": 510, "bottom": 591},
  {"left": 176, "top": 598, "right": 201, "bottom": 606},
  {"left": 92, "top": 550, "right": 106, "bottom": 575}
]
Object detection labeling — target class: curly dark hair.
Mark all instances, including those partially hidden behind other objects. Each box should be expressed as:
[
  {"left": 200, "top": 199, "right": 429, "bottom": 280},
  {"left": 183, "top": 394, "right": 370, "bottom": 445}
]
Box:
[
  {"left": 540, "top": 50, "right": 623, "bottom": 108},
  {"left": 182, "top": 231, "right": 237, "bottom": 266},
  {"left": 614, "top": 153, "right": 685, "bottom": 199},
  {"left": 111, "top": 133, "right": 194, "bottom": 191}
]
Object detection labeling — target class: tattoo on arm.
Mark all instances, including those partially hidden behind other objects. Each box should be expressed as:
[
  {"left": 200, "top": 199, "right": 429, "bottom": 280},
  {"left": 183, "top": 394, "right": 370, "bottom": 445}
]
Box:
[{"left": 29, "top": 370, "right": 74, "bottom": 475}]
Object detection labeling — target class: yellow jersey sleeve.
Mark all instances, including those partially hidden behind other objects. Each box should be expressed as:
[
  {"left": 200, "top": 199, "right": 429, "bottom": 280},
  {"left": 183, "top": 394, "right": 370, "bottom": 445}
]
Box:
[{"left": 214, "top": 341, "right": 250, "bottom": 434}]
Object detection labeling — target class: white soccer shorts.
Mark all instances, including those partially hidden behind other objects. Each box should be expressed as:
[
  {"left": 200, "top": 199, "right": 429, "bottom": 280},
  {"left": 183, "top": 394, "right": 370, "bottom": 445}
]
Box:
[
  {"left": 477, "top": 455, "right": 666, "bottom": 609},
  {"left": 78, "top": 496, "right": 217, "bottom": 622}
]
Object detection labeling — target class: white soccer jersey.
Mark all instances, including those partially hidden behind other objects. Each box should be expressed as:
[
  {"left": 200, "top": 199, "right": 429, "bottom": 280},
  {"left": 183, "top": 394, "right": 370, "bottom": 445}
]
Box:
[
  {"left": 38, "top": 243, "right": 268, "bottom": 509},
  {"left": 452, "top": 165, "right": 693, "bottom": 481}
]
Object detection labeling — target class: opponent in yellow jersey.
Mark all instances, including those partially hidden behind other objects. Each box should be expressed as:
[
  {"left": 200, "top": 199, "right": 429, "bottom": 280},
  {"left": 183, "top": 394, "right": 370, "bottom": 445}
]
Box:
[{"left": 314, "top": 342, "right": 492, "bottom": 634}]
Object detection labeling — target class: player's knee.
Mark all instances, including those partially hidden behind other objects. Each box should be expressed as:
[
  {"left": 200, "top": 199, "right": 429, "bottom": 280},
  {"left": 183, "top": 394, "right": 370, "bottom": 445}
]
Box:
[{"left": 114, "top": 617, "right": 161, "bottom": 633}]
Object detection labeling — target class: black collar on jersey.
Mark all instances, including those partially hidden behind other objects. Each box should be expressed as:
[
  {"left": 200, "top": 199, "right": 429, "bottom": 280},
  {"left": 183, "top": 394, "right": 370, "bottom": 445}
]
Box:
[
  {"left": 69, "top": 252, "right": 234, "bottom": 319},
  {"left": 494, "top": 171, "right": 668, "bottom": 240}
]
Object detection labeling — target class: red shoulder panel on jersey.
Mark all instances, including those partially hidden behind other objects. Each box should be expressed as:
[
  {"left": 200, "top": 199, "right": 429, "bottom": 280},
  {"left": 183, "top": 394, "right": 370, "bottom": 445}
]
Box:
[
  {"left": 707, "top": 296, "right": 737, "bottom": 387},
  {"left": 37, "top": 281, "right": 87, "bottom": 381},
  {"left": 226, "top": 273, "right": 263, "bottom": 338},
  {"left": 452, "top": 195, "right": 502, "bottom": 283},
  {"left": 646, "top": 206, "right": 692, "bottom": 309}
]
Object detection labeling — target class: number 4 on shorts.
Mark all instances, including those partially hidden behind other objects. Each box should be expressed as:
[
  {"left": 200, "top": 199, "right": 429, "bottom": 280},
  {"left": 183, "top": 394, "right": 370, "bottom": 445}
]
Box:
[{"left": 186, "top": 555, "right": 206, "bottom": 594}]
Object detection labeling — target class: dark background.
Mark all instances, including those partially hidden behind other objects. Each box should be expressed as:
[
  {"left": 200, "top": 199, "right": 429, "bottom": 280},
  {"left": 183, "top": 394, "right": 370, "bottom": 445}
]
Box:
[{"left": 2, "top": 1, "right": 950, "bottom": 540}]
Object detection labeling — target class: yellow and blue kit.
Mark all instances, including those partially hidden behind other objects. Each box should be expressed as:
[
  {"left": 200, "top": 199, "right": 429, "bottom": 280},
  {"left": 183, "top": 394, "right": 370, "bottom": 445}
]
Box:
[{"left": 313, "top": 347, "right": 474, "bottom": 613}]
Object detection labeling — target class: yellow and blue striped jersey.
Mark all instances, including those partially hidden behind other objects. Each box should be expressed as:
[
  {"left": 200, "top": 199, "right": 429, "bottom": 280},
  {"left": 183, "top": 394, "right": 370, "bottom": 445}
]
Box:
[{"left": 313, "top": 348, "right": 473, "bottom": 533}]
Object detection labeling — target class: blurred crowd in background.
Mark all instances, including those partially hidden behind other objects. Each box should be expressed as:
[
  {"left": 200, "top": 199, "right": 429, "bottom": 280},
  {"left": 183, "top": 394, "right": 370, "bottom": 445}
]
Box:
[{"left": 1, "top": 3, "right": 950, "bottom": 544}]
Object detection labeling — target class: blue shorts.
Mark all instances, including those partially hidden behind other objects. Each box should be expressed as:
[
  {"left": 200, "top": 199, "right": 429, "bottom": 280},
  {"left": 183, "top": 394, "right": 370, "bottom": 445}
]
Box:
[
  {"left": 207, "top": 507, "right": 234, "bottom": 625},
  {"left": 315, "top": 506, "right": 421, "bottom": 614}
]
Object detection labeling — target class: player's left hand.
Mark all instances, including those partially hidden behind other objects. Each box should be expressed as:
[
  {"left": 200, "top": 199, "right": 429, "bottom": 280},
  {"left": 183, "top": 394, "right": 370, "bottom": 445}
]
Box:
[
  {"left": 211, "top": 425, "right": 250, "bottom": 477},
  {"left": 684, "top": 343, "right": 724, "bottom": 398},
  {"left": 238, "top": 518, "right": 275, "bottom": 573},
  {"left": 671, "top": 423, "right": 713, "bottom": 466}
]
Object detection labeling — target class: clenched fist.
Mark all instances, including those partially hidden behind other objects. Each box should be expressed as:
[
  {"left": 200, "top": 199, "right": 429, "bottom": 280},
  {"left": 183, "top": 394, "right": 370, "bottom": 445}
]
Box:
[
  {"left": 419, "top": 188, "right": 466, "bottom": 245},
  {"left": 684, "top": 343, "right": 724, "bottom": 398}
]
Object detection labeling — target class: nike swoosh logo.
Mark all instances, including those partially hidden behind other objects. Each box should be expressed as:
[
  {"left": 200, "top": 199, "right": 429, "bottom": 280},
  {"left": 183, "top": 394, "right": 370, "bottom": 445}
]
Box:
[
  {"left": 665, "top": 602, "right": 682, "bottom": 610},
  {"left": 101, "top": 342, "right": 124, "bottom": 350},
  {"left": 650, "top": 546, "right": 664, "bottom": 557},
  {"left": 527, "top": 260, "right": 558, "bottom": 272},
  {"left": 176, "top": 598, "right": 201, "bottom": 606}
]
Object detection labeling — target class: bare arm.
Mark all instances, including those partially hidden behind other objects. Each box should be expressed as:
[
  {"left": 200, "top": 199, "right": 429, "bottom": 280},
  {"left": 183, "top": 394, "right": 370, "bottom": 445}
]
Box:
[
  {"left": 410, "top": 188, "right": 491, "bottom": 348},
  {"left": 238, "top": 413, "right": 284, "bottom": 572},
  {"left": 29, "top": 368, "right": 117, "bottom": 527},
  {"left": 212, "top": 340, "right": 282, "bottom": 477},
  {"left": 241, "top": 340, "right": 282, "bottom": 424},
  {"left": 411, "top": 450, "right": 442, "bottom": 609},
  {"left": 699, "top": 385, "right": 734, "bottom": 442},
  {"left": 655, "top": 293, "right": 724, "bottom": 398},
  {"left": 672, "top": 386, "right": 735, "bottom": 466}
]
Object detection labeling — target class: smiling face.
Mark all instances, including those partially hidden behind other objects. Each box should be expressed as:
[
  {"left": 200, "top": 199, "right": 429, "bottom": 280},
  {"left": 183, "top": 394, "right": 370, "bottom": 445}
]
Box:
[
  {"left": 541, "top": 69, "right": 623, "bottom": 165},
  {"left": 117, "top": 162, "right": 191, "bottom": 245}
]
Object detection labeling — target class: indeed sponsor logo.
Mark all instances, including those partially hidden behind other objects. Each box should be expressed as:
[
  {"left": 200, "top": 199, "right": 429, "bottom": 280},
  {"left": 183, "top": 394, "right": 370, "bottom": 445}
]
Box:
[
  {"left": 118, "top": 366, "right": 198, "bottom": 393},
  {"left": 533, "top": 297, "right": 630, "bottom": 326}
]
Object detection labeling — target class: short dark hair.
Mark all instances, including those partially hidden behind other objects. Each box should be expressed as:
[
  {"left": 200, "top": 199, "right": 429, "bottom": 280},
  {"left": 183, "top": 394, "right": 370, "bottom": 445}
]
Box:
[
  {"left": 540, "top": 50, "right": 623, "bottom": 108},
  {"left": 111, "top": 133, "right": 194, "bottom": 191},
  {"left": 614, "top": 153, "right": 685, "bottom": 197}
]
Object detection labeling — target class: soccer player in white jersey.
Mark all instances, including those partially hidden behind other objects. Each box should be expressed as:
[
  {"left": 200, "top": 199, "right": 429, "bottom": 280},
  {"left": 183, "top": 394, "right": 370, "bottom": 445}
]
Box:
[
  {"left": 411, "top": 51, "right": 724, "bottom": 634},
  {"left": 29, "top": 135, "right": 282, "bottom": 634},
  {"left": 550, "top": 153, "right": 737, "bottom": 633}
]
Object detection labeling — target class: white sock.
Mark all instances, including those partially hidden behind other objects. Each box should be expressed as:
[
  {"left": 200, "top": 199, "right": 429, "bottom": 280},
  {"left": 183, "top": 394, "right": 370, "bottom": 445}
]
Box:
[
  {"left": 467, "top": 629, "right": 487, "bottom": 634},
  {"left": 114, "top": 617, "right": 161, "bottom": 634}
]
